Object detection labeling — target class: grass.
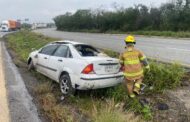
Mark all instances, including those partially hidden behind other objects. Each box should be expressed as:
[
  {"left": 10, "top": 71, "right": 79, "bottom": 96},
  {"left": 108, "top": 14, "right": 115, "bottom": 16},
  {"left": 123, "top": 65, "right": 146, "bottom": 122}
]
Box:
[
  {"left": 129, "top": 31, "right": 190, "bottom": 38},
  {"left": 144, "top": 61, "right": 185, "bottom": 93},
  {"left": 107, "top": 30, "right": 190, "bottom": 38},
  {"left": 58, "top": 29, "right": 190, "bottom": 38},
  {"left": 35, "top": 81, "right": 75, "bottom": 122},
  {"left": 5, "top": 30, "right": 186, "bottom": 121},
  {"left": 65, "top": 29, "right": 190, "bottom": 38},
  {"left": 92, "top": 99, "right": 143, "bottom": 122}
]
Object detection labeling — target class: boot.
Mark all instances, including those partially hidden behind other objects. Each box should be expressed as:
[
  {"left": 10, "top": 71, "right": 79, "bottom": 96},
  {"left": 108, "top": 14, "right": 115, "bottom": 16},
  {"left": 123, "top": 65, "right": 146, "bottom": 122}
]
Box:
[{"left": 133, "top": 83, "right": 141, "bottom": 95}]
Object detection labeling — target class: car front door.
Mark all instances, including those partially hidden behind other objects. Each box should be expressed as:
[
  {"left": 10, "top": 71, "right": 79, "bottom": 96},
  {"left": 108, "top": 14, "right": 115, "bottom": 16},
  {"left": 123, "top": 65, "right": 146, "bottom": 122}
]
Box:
[
  {"left": 47, "top": 45, "right": 72, "bottom": 81},
  {"left": 36, "top": 44, "right": 59, "bottom": 76}
]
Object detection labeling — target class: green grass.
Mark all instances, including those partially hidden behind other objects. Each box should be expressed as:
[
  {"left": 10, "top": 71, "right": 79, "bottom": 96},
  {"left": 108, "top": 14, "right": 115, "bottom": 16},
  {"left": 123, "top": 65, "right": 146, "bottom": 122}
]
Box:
[
  {"left": 6, "top": 30, "right": 186, "bottom": 121},
  {"left": 105, "top": 30, "right": 190, "bottom": 38},
  {"left": 129, "top": 31, "right": 190, "bottom": 38},
  {"left": 63, "top": 29, "right": 190, "bottom": 38},
  {"left": 107, "top": 30, "right": 190, "bottom": 38},
  {"left": 144, "top": 61, "right": 185, "bottom": 93}
]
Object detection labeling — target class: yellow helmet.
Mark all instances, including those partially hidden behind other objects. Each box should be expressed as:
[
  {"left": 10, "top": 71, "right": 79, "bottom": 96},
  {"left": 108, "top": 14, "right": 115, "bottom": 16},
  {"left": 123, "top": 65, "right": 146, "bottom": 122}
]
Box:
[{"left": 124, "top": 35, "right": 136, "bottom": 43}]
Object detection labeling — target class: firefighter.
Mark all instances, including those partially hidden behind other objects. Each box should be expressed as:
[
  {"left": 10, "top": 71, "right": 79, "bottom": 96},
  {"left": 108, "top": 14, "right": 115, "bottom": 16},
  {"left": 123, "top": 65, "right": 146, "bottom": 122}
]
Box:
[{"left": 119, "top": 35, "right": 150, "bottom": 98}]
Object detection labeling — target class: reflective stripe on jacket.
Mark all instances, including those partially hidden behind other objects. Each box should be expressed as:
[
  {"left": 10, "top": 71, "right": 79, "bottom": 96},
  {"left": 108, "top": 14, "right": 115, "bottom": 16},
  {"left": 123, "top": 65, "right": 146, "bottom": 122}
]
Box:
[{"left": 119, "top": 47, "right": 148, "bottom": 80}]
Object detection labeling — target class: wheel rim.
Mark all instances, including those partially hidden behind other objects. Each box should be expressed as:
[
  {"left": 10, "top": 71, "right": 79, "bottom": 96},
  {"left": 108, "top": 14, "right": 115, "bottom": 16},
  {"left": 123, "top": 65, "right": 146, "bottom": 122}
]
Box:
[{"left": 60, "top": 78, "right": 69, "bottom": 94}]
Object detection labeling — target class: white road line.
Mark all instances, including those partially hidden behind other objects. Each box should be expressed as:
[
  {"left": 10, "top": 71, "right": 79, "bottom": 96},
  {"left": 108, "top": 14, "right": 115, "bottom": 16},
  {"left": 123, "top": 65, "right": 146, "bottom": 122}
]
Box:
[{"left": 0, "top": 42, "right": 10, "bottom": 122}]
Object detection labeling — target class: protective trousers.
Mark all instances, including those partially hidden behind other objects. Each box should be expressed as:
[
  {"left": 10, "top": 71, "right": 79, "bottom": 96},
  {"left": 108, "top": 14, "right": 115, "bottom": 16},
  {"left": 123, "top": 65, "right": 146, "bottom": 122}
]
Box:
[{"left": 125, "top": 78, "right": 143, "bottom": 97}]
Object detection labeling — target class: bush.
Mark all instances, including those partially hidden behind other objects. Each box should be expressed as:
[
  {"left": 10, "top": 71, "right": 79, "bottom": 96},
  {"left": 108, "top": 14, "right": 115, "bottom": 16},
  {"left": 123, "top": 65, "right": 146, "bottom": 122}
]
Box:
[{"left": 144, "top": 61, "right": 185, "bottom": 93}]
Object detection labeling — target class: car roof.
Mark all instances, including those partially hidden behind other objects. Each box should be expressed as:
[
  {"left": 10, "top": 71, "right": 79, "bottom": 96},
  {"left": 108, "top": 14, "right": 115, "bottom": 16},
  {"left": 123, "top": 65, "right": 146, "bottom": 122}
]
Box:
[{"left": 51, "top": 40, "right": 85, "bottom": 45}]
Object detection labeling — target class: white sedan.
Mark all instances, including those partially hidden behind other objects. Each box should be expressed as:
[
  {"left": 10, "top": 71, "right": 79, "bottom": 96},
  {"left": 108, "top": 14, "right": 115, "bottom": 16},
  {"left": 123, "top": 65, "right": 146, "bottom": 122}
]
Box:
[{"left": 28, "top": 40, "right": 124, "bottom": 95}]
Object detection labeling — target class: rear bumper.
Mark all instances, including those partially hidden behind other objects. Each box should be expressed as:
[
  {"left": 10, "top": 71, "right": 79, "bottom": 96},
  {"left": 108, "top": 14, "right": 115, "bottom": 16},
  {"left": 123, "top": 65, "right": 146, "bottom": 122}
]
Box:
[
  {"left": 76, "top": 72, "right": 124, "bottom": 90},
  {"left": 80, "top": 75, "right": 123, "bottom": 80}
]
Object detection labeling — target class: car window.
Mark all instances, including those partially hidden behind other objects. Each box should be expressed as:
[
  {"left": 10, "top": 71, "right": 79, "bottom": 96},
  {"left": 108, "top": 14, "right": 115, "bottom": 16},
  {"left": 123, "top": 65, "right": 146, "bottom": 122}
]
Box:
[
  {"left": 53, "top": 45, "right": 69, "bottom": 57},
  {"left": 75, "top": 44, "right": 100, "bottom": 57},
  {"left": 39, "top": 45, "right": 58, "bottom": 55}
]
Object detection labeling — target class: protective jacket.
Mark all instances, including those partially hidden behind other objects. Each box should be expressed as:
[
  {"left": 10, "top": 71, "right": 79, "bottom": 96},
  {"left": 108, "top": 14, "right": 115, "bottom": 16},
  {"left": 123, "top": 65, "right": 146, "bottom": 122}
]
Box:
[{"left": 119, "top": 47, "right": 149, "bottom": 80}]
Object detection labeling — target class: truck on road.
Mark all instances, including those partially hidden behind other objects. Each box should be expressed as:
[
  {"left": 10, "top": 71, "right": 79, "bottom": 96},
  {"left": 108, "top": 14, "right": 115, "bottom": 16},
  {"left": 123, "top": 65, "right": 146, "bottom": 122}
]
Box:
[{"left": 1, "top": 20, "right": 21, "bottom": 32}]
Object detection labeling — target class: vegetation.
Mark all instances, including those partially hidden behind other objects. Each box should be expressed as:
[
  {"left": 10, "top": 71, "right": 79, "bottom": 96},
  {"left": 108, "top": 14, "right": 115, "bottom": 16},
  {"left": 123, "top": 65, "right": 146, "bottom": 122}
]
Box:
[
  {"left": 144, "top": 61, "right": 185, "bottom": 93},
  {"left": 6, "top": 31, "right": 186, "bottom": 121},
  {"left": 129, "top": 31, "right": 190, "bottom": 38},
  {"left": 54, "top": 0, "right": 190, "bottom": 37}
]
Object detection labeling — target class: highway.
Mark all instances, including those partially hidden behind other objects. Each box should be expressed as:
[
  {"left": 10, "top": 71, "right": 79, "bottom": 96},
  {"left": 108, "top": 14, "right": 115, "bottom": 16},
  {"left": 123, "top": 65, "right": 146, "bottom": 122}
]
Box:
[{"left": 35, "top": 28, "right": 190, "bottom": 67}]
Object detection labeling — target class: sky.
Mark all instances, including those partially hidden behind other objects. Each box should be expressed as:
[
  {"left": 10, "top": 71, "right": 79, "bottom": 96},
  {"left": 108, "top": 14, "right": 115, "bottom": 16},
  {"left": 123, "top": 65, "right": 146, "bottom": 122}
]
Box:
[{"left": 0, "top": 0, "right": 170, "bottom": 23}]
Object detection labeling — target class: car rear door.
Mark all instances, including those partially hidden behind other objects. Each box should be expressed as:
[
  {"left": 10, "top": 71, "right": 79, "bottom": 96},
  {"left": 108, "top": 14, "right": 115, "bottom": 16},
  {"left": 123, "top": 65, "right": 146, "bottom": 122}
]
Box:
[
  {"left": 36, "top": 44, "right": 59, "bottom": 75},
  {"left": 47, "top": 45, "right": 72, "bottom": 81}
]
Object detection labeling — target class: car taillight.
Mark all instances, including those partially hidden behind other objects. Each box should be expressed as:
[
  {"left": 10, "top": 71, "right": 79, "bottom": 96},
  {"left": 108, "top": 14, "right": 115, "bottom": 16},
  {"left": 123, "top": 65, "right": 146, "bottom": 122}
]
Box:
[{"left": 82, "top": 64, "right": 94, "bottom": 74}]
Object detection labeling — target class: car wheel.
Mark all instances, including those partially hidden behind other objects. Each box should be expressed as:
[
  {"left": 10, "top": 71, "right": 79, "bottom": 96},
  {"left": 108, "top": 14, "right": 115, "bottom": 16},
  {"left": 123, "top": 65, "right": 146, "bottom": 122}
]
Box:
[
  {"left": 59, "top": 74, "right": 75, "bottom": 96},
  {"left": 28, "top": 60, "right": 34, "bottom": 71}
]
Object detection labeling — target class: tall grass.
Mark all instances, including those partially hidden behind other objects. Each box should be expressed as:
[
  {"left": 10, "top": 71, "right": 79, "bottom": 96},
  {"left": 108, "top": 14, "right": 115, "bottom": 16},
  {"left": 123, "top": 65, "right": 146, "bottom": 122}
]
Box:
[
  {"left": 92, "top": 99, "right": 143, "bottom": 122},
  {"left": 34, "top": 79, "right": 75, "bottom": 122}
]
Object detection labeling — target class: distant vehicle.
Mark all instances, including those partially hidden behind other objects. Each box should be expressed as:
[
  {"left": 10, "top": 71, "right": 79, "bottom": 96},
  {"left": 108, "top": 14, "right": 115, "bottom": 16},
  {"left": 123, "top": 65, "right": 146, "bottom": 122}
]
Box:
[
  {"left": 32, "top": 23, "right": 47, "bottom": 29},
  {"left": 27, "top": 40, "right": 123, "bottom": 95},
  {"left": 1, "top": 20, "right": 21, "bottom": 32}
]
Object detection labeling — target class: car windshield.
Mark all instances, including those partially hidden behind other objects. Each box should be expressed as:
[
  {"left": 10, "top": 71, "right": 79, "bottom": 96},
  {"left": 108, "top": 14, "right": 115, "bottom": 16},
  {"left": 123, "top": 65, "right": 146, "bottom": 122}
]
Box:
[{"left": 75, "top": 44, "right": 100, "bottom": 57}]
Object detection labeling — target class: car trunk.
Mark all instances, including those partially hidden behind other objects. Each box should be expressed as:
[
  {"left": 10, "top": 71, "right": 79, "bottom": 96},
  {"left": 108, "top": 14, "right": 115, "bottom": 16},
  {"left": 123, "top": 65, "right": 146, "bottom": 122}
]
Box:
[{"left": 83, "top": 57, "right": 120, "bottom": 75}]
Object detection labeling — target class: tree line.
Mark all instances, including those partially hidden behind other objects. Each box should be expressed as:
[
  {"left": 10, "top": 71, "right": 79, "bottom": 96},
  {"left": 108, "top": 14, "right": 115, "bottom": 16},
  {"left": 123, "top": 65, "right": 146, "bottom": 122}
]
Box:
[{"left": 54, "top": 0, "right": 190, "bottom": 32}]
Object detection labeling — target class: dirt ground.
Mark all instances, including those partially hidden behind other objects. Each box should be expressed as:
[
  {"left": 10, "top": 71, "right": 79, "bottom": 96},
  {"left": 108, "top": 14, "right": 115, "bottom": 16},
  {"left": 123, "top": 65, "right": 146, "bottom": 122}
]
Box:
[{"left": 5, "top": 41, "right": 190, "bottom": 122}]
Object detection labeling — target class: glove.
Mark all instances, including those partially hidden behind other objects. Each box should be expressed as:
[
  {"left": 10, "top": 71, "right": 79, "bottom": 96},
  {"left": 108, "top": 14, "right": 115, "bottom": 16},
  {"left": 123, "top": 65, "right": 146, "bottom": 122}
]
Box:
[{"left": 145, "top": 65, "right": 150, "bottom": 72}]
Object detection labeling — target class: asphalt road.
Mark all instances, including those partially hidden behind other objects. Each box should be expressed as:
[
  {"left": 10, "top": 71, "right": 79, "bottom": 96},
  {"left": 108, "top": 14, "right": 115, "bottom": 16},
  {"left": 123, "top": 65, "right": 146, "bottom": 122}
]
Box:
[
  {"left": 35, "top": 28, "right": 190, "bottom": 67},
  {"left": 0, "top": 32, "right": 41, "bottom": 122}
]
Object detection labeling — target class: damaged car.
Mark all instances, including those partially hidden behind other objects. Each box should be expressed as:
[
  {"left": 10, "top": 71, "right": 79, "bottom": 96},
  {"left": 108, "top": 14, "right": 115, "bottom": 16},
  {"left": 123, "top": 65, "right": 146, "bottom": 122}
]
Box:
[{"left": 27, "top": 40, "right": 124, "bottom": 95}]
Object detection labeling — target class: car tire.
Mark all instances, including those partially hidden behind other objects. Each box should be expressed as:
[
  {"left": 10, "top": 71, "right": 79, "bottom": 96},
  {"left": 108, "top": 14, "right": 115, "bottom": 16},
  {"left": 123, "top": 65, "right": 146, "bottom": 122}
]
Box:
[
  {"left": 59, "top": 74, "right": 75, "bottom": 96},
  {"left": 28, "top": 60, "right": 34, "bottom": 71}
]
